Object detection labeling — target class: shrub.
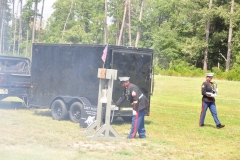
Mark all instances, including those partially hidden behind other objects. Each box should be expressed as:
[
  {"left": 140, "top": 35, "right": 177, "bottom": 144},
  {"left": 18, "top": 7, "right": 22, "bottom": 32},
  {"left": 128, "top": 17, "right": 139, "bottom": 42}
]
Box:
[
  {"left": 157, "top": 61, "right": 240, "bottom": 81},
  {"left": 153, "top": 64, "right": 161, "bottom": 75}
]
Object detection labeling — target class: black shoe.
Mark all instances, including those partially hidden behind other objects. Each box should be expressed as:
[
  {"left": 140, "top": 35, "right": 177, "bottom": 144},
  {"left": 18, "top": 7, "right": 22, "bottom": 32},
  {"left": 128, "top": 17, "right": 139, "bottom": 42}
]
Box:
[
  {"left": 139, "top": 136, "right": 146, "bottom": 139},
  {"left": 217, "top": 124, "right": 225, "bottom": 129},
  {"left": 200, "top": 124, "right": 205, "bottom": 127}
]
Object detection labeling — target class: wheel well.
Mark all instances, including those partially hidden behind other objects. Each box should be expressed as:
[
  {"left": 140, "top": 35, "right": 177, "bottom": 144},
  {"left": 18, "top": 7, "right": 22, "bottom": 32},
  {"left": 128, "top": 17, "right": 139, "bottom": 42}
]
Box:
[
  {"left": 68, "top": 99, "right": 83, "bottom": 109},
  {"left": 50, "top": 97, "right": 65, "bottom": 109},
  {"left": 50, "top": 96, "right": 91, "bottom": 111},
  {"left": 50, "top": 96, "right": 85, "bottom": 111}
]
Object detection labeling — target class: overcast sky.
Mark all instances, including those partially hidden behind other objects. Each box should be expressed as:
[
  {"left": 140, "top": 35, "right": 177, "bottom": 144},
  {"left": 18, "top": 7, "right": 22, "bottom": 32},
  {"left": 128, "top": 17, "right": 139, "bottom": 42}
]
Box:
[
  {"left": 12, "top": 0, "right": 56, "bottom": 21},
  {"left": 41, "top": 0, "right": 56, "bottom": 21}
]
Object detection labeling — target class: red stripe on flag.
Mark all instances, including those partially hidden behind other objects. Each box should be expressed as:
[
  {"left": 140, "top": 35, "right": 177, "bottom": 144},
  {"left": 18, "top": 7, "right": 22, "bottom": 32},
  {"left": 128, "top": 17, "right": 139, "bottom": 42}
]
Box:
[{"left": 101, "top": 45, "right": 108, "bottom": 62}]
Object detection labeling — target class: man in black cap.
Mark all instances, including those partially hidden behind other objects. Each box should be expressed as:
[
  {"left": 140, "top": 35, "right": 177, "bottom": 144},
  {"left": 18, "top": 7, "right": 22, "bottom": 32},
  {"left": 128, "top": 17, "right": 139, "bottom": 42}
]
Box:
[
  {"left": 199, "top": 73, "right": 225, "bottom": 129},
  {"left": 115, "top": 77, "right": 149, "bottom": 139}
]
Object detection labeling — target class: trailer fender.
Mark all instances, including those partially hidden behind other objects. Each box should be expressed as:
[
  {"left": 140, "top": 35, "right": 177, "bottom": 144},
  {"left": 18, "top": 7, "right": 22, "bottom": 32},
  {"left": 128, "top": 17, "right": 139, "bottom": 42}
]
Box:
[{"left": 50, "top": 96, "right": 91, "bottom": 109}]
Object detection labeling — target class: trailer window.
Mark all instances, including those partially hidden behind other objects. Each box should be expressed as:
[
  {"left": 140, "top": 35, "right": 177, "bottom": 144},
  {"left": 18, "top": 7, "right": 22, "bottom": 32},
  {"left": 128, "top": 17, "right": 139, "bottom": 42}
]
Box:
[{"left": 0, "top": 59, "right": 30, "bottom": 74}]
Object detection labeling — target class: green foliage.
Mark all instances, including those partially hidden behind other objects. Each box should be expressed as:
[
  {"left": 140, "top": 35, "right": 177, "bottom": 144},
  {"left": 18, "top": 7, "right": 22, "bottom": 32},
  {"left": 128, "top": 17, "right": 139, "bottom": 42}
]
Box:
[
  {"left": 45, "top": 0, "right": 105, "bottom": 44},
  {"left": 223, "top": 52, "right": 240, "bottom": 81},
  {"left": 63, "top": 25, "right": 93, "bottom": 44},
  {"left": 159, "top": 60, "right": 205, "bottom": 77},
  {"left": 0, "top": 0, "right": 12, "bottom": 54},
  {"left": 2, "top": 0, "right": 240, "bottom": 82},
  {"left": 159, "top": 60, "right": 240, "bottom": 81},
  {"left": 153, "top": 64, "right": 161, "bottom": 75},
  {"left": 153, "top": 22, "right": 180, "bottom": 63},
  {"left": 212, "top": 67, "right": 224, "bottom": 78}
]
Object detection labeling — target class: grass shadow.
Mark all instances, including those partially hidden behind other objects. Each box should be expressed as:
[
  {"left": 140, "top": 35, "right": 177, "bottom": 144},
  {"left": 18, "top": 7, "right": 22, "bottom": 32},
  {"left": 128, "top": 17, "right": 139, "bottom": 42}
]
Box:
[
  {"left": 33, "top": 109, "right": 71, "bottom": 121},
  {"left": 202, "top": 124, "right": 216, "bottom": 128},
  {"left": 144, "top": 120, "right": 152, "bottom": 125},
  {"left": 111, "top": 117, "right": 125, "bottom": 125},
  {"left": 111, "top": 117, "right": 152, "bottom": 125},
  {"left": 0, "top": 100, "right": 26, "bottom": 110},
  {"left": 33, "top": 109, "right": 52, "bottom": 117}
]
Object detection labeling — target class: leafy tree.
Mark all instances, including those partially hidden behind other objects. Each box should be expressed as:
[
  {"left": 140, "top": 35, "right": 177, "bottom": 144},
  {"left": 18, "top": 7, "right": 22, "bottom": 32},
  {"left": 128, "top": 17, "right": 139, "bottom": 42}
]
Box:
[
  {"left": 0, "top": 0, "right": 12, "bottom": 54},
  {"left": 43, "top": 0, "right": 105, "bottom": 44},
  {"left": 2, "top": 0, "right": 240, "bottom": 76},
  {"left": 38, "top": 0, "right": 45, "bottom": 42}
]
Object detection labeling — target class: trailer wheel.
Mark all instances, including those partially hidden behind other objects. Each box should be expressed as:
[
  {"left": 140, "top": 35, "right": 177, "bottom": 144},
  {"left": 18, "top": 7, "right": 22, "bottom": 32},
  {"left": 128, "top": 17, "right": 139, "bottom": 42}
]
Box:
[
  {"left": 51, "top": 99, "right": 68, "bottom": 120},
  {"left": 69, "top": 102, "right": 82, "bottom": 123}
]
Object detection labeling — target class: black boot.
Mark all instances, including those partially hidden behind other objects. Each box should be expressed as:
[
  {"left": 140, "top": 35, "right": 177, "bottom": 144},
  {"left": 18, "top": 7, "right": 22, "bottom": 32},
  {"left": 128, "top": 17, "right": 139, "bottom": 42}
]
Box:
[{"left": 216, "top": 124, "right": 225, "bottom": 129}]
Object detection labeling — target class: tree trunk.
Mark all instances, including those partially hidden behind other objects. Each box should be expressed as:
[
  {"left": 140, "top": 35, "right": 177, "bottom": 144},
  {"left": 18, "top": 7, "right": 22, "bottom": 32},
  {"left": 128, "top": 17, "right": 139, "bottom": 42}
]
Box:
[
  {"left": 104, "top": 0, "right": 107, "bottom": 44},
  {"left": 31, "top": 0, "right": 38, "bottom": 60},
  {"left": 13, "top": 0, "right": 20, "bottom": 54},
  {"left": 38, "top": 0, "right": 45, "bottom": 42},
  {"left": 135, "top": 0, "right": 144, "bottom": 47},
  {"left": 115, "top": 20, "right": 118, "bottom": 45},
  {"left": 62, "top": 0, "right": 74, "bottom": 40},
  {"left": 117, "top": 0, "right": 127, "bottom": 45},
  {"left": 128, "top": 0, "right": 131, "bottom": 46},
  {"left": 115, "top": 12, "right": 119, "bottom": 45},
  {"left": 11, "top": 0, "right": 15, "bottom": 54},
  {"left": 26, "top": 29, "right": 29, "bottom": 56},
  {"left": 0, "top": 0, "right": 6, "bottom": 54},
  {"left": 203, "top": 20, "right": 210, "bottom": 71},
  {"left": 203, "top": 0, "right": 212, "bottom": 71},
  {"left": 18, "top": 0, "right": 22, "bottom": 55},
  {"left": 226, "top": 0, "right": 234, "bottom": 72}
]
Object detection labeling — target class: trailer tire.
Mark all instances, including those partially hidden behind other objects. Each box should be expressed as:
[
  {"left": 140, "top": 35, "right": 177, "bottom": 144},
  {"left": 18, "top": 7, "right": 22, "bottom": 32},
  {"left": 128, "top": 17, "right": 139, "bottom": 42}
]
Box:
[
  {"left": 51, "top": 99, "right": 68, "bottom": 121},
  {"left": 69, "top": 102, "right": 82, "bottom": 123}
]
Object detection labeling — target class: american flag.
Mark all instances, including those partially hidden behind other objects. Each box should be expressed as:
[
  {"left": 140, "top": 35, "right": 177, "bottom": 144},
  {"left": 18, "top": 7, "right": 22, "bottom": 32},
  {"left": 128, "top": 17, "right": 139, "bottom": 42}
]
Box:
[{"left": 101, "top": 45, "right": 108, "bottom": 62}]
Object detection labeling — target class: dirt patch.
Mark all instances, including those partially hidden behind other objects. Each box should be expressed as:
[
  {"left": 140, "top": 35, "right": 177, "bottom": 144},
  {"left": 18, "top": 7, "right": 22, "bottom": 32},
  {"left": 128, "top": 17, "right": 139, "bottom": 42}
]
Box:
[{"left": 63, "top": 139, "right": 146, "bottom": 152}]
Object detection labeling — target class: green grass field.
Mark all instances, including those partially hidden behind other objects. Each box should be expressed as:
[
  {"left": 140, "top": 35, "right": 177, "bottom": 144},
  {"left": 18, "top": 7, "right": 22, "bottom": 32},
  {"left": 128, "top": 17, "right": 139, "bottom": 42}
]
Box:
[{"left": 0, "top": 75, "right": 239, "bottom": 160}]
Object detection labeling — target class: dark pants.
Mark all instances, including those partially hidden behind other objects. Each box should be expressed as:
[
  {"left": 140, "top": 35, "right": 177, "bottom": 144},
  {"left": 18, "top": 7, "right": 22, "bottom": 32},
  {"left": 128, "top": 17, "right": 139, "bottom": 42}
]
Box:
[
  {"left": 127, "top": 108, "right": 146, "bottom": 139},
  {"left": 199, "top": 101, "right": 221, "bottom": 126}
]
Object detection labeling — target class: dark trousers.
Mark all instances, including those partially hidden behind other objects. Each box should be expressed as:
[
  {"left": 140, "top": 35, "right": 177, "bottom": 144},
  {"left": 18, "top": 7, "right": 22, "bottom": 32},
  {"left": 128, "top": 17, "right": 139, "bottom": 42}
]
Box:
[
  {"left": 127, "top": 108, "right": 146, "bottom": 138},
  {"left": 199, "top": 101, "right": 221, "bottom": 126}
]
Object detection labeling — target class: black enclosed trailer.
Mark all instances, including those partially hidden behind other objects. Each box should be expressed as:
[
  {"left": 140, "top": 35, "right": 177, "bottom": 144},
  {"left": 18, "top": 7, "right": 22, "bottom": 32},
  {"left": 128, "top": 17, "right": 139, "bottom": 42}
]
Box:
[{"left": 29, "top": 43, "right": 154, "bottom": 123}]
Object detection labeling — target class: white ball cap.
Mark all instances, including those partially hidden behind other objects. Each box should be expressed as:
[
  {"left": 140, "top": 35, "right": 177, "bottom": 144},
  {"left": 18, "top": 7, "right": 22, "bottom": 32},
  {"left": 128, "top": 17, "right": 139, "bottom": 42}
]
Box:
[
  {"left": 206, "top": 73, "right": 214, "bottom": 77},
  {"left": 118, "top": 77, "right": 130, "bottom": 82}
]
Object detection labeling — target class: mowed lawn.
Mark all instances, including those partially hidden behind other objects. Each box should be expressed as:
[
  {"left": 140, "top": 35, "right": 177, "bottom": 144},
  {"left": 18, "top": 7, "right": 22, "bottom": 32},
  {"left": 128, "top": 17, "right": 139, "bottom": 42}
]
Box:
[{"left": 0, "top": 75, "right": 239, "bottom": 160}]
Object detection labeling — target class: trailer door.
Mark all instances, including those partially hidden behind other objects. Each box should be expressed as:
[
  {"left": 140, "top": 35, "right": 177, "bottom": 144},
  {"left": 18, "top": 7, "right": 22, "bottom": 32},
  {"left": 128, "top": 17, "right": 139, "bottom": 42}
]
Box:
[{"left": 111, "top": 49, "right": 153, "bottom": 115}]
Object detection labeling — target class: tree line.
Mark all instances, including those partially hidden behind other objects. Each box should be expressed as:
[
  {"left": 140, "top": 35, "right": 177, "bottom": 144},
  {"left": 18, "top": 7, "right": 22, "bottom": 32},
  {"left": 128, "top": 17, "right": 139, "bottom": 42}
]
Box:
[{"left": 1, "top": 0, "right": 240, "bottom": 73}]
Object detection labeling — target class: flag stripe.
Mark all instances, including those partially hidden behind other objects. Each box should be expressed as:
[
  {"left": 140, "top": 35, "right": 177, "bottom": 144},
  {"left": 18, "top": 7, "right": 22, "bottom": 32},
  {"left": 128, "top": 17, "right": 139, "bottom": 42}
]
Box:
[{"left": 101, "top": 45, "right": 108, "bottom": 62}]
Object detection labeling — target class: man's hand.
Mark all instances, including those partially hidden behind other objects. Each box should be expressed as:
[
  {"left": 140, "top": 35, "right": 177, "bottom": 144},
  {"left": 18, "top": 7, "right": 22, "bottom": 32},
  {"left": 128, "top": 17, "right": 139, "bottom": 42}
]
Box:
[
  {"left": 132, "top": 101, "right": 137, "bottom": 111},
  {"left": 111, "top": 105, "right": 119, "bottom": 110}
]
